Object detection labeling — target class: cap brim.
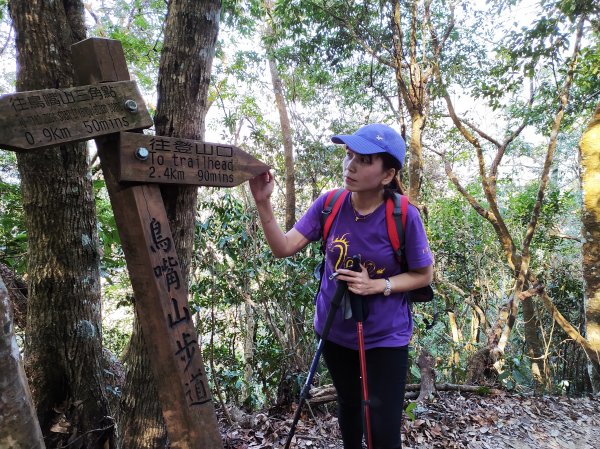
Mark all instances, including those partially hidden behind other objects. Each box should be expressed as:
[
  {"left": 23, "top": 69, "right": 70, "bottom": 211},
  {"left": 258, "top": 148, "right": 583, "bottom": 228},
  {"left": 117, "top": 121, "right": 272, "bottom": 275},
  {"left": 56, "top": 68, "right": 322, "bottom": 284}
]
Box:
[{"left": 331, "top": 135, "right": 384, "bottom": 155}]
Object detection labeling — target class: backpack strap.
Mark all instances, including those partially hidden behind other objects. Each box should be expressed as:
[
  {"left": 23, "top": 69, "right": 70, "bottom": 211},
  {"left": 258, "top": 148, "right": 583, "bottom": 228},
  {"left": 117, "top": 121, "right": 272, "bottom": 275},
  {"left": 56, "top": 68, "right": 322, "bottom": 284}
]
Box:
[
  {"left": 315, "top": 189, "right": 349, "bottom": 292},
  {"left": 322, "top": 190, "right": 408, "bottom": 264},
  {"left": 385, "top": 193, "right": 409, "bottom": 267},
  {"left": 321, "top": 189, "right": 349, "bottom": 251}
]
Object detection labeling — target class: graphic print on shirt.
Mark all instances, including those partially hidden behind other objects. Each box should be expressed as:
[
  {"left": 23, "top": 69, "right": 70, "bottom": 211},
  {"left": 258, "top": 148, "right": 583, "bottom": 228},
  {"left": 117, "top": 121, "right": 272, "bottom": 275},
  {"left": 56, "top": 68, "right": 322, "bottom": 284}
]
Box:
[
  {"left": 328, "top": 233, "right": 351, "bottom": 271},
  {"left": 328, "top": 232, "right": 386, "bottom": 276}
]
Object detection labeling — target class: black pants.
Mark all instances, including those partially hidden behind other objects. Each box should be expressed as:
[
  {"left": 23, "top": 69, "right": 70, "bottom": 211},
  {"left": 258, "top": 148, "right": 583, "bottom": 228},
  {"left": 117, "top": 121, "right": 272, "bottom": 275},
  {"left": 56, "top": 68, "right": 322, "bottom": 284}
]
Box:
[{"left": 322, "top": 340, "right": 408, "bottom": 449}]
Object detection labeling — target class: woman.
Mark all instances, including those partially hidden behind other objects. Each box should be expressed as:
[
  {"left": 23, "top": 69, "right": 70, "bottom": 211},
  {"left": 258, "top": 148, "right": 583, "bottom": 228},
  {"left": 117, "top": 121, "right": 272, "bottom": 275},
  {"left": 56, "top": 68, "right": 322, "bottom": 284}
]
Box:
[{"left": 249, "top": 123, "right": 433, "bottom": 449}]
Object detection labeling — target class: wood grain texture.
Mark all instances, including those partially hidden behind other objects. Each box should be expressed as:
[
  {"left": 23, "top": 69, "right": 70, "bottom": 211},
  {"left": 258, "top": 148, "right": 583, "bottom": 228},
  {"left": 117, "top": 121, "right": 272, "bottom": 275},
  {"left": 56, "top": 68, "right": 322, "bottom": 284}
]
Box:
[
  {"left": 0, "top": 81, "right": 152, "bottom": 151},
  {"left": 119, "top": 132, "right": 269, "bottom": 187},
  {"left": 71, "top": 37, "right": 223, "bottom": 449}
]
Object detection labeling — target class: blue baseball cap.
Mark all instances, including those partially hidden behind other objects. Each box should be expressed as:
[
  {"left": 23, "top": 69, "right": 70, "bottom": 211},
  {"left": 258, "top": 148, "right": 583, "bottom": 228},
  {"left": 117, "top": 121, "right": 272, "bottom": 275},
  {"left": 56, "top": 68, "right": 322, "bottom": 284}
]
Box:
[{"left": 331, "top": 123, "right": 406, "bottom": 168}]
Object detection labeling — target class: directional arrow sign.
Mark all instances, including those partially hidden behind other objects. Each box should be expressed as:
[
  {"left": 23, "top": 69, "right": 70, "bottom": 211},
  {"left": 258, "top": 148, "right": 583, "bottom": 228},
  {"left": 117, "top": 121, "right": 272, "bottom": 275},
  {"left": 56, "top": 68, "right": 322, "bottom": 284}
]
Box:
[
  {"left": 0, "top": 80, "right": 153, "bottom": 152},
  {"left": 118, "top": 132, "right": 270, "bottom": 187}
]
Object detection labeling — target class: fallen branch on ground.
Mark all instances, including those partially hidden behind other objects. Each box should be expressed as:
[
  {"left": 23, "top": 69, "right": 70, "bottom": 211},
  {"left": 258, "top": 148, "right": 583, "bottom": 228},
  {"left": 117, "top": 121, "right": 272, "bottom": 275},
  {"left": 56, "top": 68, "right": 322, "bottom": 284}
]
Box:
[{"left": 308, "top": 383, "right": 504, "bottom": 405}]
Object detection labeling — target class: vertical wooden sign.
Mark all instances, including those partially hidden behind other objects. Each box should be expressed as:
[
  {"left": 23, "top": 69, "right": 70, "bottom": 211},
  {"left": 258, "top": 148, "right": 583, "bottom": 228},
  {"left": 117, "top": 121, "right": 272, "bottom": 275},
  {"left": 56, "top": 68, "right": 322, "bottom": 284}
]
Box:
[{"left": 71, "top": 38, "right": 223, "bottom": 449}]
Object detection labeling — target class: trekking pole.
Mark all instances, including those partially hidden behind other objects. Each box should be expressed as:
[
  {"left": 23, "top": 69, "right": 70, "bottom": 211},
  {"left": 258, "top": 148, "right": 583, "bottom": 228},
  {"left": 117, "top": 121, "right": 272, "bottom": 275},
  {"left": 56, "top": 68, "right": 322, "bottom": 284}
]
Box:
[
  {"left": 284, "top": 276, "right": 349, "bottom": 449},
  {"left": 348, "top": 255, "right": 373, "bottom": 449}
]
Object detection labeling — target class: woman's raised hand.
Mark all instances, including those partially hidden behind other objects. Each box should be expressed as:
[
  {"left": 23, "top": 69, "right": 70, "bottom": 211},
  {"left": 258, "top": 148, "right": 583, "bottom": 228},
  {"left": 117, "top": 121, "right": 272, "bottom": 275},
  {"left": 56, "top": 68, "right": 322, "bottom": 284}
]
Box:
[{"left": 249, "top": 171, "right": 275, "bottom": 204}]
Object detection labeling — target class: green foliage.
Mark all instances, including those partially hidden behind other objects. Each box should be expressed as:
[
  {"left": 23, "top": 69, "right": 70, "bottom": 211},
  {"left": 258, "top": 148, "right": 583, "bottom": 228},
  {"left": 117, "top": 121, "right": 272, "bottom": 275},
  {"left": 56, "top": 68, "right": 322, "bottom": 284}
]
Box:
[
  {"left": 404, "top": 401, "right": 418, "bottom": 420},
  {"left": 192, "top": 191, "right": 319, "bottom": 407},
  {"left": 0, "top": 181, "right": 26, "bottom": 271},
  {"left": 92, "top": 178, "right": 133, "bottom": 358},
  {"left": 497, "top": 355, "right": 533, "bottom": 391},
  {"left": 473, "top": 0, "right": 599, "bottom": 130},
  {"left": 475, "top": 385, "right": 492, "bottom": 395},
  {"left": 87, "top": 0, "right": 166, "bottom": 92},
  {"left": 93, "top": 179, "right": 125, "bottom": 273},
  {"left": 428, "top": 185, "right": 506, "bottom": 293},
  {"left": 0, "top": 153, "right": 26, "bottom": 272},
  {"left": 421, "top": 154, "right": 583, "bottom": 389},
  {"left": 102, "top": 313, "right": 132, "bottom": 358}
]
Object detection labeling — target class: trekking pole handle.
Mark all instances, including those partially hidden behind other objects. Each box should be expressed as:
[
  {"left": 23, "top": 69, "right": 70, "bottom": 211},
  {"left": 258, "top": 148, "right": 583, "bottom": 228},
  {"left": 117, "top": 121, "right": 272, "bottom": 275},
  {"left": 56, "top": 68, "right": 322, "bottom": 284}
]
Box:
[
  {"left": 351, "top": 254, "right": 361, "bottom": 272},
  {"left": 349, "top": 255, "right": 368, "bottom": 322}
]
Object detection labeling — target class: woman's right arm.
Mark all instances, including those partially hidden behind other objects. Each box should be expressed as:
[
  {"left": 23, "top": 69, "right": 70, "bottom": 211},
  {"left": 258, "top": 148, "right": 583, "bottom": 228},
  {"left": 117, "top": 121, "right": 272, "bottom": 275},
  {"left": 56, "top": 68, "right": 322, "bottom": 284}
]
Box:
[{"left": 250, "top": 171, "right": 311, "bottom": 258}]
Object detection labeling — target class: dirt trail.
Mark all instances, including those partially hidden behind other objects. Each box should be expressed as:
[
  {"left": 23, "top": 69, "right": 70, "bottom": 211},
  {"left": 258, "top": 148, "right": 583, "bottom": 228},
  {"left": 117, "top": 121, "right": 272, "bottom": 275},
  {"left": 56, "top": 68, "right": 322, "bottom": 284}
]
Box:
[
  {"left": 220, "top": 392, "right": 600, "bottom": 449},
  {"left": 404, "top": 392, "right": 599, "bottom": 449}
]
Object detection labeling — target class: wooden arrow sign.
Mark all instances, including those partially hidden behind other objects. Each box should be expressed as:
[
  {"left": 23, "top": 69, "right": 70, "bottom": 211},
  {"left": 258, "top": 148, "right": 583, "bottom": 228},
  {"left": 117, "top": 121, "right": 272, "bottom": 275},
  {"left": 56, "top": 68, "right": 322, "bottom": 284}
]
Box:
[
  {"left": 118, "top": 132, "right": 270, "bottom": 187},
  {"left": 0, "top": 80, "right": 153, "bottom": 152}
]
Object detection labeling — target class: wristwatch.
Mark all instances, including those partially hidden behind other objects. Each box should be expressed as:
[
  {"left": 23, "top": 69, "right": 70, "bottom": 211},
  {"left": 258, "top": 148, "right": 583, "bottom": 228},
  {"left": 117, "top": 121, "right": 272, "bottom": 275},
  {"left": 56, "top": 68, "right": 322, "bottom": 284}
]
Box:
[{"left": 383, "top": 278, "right": 392, "bottom": 296}]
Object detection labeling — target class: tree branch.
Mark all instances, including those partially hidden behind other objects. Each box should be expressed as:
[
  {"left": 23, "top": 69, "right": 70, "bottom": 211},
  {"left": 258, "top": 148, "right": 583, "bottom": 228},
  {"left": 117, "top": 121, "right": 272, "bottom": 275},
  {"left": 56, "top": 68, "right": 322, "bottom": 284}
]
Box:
[
  {"left": 444, "top": 115, "right": 501, "bottom": 147},
  {"left": 430, "top": 36, "right": 517, "bottom": 271},
  {"left": 435, "top": 149, "right": 497, "bottom": 228},
  {"left": 307, "top": 0, "right": 394, "bottom": 68},
  {"left": 531, "top": 281, "right": 599, "bottom": 365},
  {"left": 490, "top": 80, "right": 535, "bottom": 179},
  {"left": 521, "top": 16, "right": 585, "bottom": 254}
]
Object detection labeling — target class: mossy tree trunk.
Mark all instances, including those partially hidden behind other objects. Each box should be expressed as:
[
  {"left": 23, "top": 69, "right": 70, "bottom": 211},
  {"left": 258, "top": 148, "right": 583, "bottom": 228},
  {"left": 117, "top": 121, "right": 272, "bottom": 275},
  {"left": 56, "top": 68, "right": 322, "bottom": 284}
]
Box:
[
  {"left": 8, "top": 1, "right": 113, "bottom": 447},
  {"left": 579, "top": 103, "right": 600, "bottom": 393}
]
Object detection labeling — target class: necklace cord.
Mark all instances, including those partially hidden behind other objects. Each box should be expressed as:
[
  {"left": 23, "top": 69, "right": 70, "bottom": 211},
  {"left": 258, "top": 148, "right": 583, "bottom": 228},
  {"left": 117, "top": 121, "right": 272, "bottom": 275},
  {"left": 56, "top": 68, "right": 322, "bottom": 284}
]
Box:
[{"left": 350, "top": 193, "right": 380, "bottom": 221}]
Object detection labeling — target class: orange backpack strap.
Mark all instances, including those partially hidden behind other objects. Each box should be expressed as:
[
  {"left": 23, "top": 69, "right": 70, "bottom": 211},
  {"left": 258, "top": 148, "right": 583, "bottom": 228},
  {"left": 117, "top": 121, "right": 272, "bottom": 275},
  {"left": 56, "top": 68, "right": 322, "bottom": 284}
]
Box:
[
  {"left": 385, "top": 193, "right": 408, "bottom": 266},
  {"left": 321, "top": 189, "right": 349, "bottom": 249}
]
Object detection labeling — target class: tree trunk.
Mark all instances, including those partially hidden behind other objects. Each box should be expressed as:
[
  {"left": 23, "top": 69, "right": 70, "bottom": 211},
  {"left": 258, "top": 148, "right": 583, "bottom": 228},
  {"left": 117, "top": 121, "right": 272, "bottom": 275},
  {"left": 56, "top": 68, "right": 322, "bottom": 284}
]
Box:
[
  {"left": 447, "top": 310, "right": 462, "bottom": 371},
  {"left": 119, "top": 320, "right": 169, "bottom": 449},
  {"left": 154, "top": 0, "right": 220, "bottom": 275},
  {"left": 579, "top": 102, "right": 600, "bottom": 393},
  {"left": 267, "top": 56, "right": 296, "bottom": 231},
  {"left": 264, "top": 1, "right": 296, "bottom": 232},
  {"left": 263, "top": 1, "right": 303, "bottom": 390},
  {"left": 406, "top": 112, "right": 425, "bottom": 203},
  {"left": 241, "top": 301, "right": 256, "bottom": 402},
  {"left": 119, "top": 0, "right": 221, "bottom": 445},
  {"left": 0, "top": 276, "right": 46, "bottom": 449},
  {"left": 416, "top": 349, "right": 436, "bottom": 402},
  {"left": 391, "top": 0, "right": 429, "bottom": 205},
  {"left": 521, "top": 297, "right": 548, "bottom": 388},
  {"left": 8, "top": 1, "right": 113, "bottom": 447}
]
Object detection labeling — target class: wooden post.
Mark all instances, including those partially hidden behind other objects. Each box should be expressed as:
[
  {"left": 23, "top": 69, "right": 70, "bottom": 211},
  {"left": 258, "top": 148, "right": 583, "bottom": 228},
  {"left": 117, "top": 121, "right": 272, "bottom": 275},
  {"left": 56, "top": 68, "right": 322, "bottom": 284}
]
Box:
[{"left": 71, "top": 38, "right": 223, "bottom": 449}]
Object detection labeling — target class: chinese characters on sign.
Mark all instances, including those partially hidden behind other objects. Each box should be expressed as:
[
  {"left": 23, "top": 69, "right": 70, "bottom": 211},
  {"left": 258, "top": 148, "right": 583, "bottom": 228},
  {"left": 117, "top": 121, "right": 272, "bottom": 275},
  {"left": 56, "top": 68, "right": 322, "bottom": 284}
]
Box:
[
  {"left": 118, "top": 132, "right": 270, "bottom": 188},
  {"left": 149, "top": 216, "right": 211, "bottom": 406},
  {"left": 0, "top": 81, "right": 153, "bottom": 151},
  {"left": 145, "top": 136, "right": 235, "bottom": 184},
  {"left": 10, "top": 84, "right": 117, "bottom": 113}
]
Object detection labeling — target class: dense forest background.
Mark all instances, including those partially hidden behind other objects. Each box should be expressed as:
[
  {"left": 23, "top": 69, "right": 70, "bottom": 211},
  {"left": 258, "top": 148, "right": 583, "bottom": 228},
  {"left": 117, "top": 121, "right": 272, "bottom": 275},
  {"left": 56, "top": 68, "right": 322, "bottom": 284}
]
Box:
[{"left": 0, "top": 0, "right": 599, "bottom": 448}]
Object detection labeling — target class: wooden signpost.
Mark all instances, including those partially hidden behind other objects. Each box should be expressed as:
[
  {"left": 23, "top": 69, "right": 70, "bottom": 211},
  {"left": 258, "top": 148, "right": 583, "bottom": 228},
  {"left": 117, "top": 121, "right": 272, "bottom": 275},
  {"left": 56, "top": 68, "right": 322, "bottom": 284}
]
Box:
[
  {"left": 0, "top": 81, "right": 153, "bottom": 151},
  {"left": 119, "top": 131, "right": 269, "bottom": 186},
  {"left": 0, "top": 37, "right": 270, "bottom": 449}
]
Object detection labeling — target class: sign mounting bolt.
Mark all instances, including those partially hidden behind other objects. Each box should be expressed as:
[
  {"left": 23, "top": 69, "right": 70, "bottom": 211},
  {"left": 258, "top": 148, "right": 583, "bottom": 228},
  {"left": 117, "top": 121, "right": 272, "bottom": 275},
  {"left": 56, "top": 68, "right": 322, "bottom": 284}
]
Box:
[
  {"left": 135, "top": 147, "right": 149, "bottom": 161},
  {"left": 124, "top": 99, "right": 138, "bottom": 112}
]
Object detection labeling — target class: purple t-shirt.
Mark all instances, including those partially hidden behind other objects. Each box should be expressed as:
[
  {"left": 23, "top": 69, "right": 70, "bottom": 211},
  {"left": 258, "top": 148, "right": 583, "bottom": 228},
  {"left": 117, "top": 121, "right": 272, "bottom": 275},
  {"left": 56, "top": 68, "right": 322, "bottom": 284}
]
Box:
[{"left": 294, "top": 191, "right": 433, "bottom": 350}]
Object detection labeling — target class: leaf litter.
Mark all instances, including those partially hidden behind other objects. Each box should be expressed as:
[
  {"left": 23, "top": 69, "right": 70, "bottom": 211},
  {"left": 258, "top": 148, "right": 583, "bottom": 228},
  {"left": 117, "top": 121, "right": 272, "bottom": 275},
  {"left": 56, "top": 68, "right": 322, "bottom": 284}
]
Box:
[{"left": 218, "top": 391, "right": 600, "bottom": 449}]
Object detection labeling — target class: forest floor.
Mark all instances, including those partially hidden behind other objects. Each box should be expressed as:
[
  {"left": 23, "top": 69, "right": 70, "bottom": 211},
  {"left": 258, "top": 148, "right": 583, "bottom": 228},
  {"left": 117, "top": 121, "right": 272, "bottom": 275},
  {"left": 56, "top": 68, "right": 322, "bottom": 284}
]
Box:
[{"left": 218, "top": 391, "right": 600, "bottom": 449}]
